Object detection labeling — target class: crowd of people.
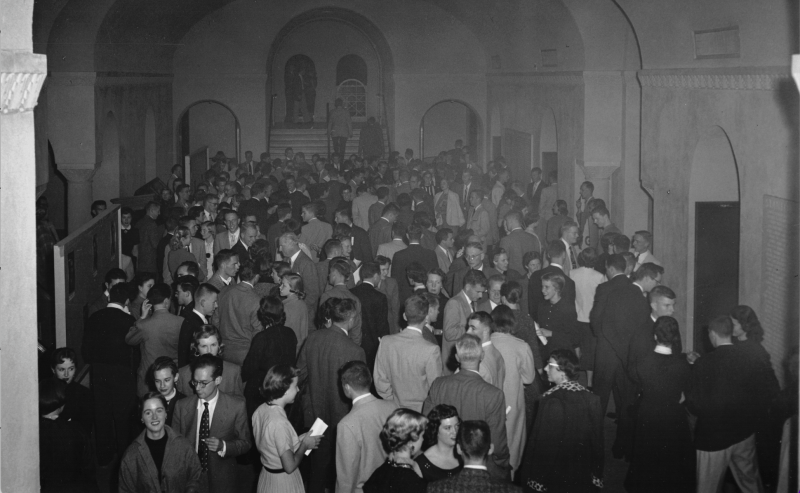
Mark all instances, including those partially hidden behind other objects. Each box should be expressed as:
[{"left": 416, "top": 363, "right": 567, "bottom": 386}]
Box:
[{"left": 37, "top": 141, "right": 796, "bottom": 493}]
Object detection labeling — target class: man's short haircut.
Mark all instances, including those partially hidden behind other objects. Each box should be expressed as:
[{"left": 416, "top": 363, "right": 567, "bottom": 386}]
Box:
[
  {"left": 91, "top": 200, "right": 107, "bottom": 212},
  {"left": 121, "top": 206, "right": 133, "bottom": 216},
  {"left": 467, "top": 311, "right": 495, "bottom": 333},
  {"left": 504, "top": 210, "right": 523, "bottom": 226},
  {"left": 542, "top": 271, "right": 566, "bottom": 294},
  {"left": 335, "top": 206, "right": 353, "bottom": 222},
  {"left": 606, "top": 253, "right": 627, "bottom": 273},
  {"left": 213, "top": 249, "right": 236, "bottom": 271},
  {"left": 455, "top": 333, "right": 483, "bottom": 362},
  {"left": 465, "top": 241, "right": 484, "bottom": 253},
  {"left": 195, "top": 283, "right": 220, "bottom": 302},
  {"left": 360, "top": 261, "right": 381, "bottom": 280},
  {"left": 135, "top": 271, "right": 157, "bottom": 287},
  {"left": 175, "top": 276, "right": 200, "bottom": 298},
  {"left": 613, "top": 234, "right": 631, "bottom": 252},
  {"left": 577, "top": 247, "right": 598, "bottom": 268},
  {"left": 391, "top": 222, "right": 407, "bottom": 239},
  {"left": 404, "top": 295, "right": 429, "bottom": 325},
  {"left": 190, "top": 353, "right": 223, "bottom": 379},
  {"left": 177, "top": 261, "right": 201, "bottom": 279},
  {"left": 560, "top": 220, "right": 579, "bottom": 235},
  {"left": 105, "top": 267, "right": 127, "bottom": 285},
  {"left": 375, "top": 255, "right": 392, "bottom": 267},
  {"left": 146, "top": 356, "right": 179, "bottom": 389},
  {"left": 109, "top": 283, "right": 130, "bottom": 304},
  {"left": 407, "top": 224, "right": 423, "bottom": 241},
  {"left": 406, "top": 262, "right": 428, "bottom": 285},
  {"left": 146, "top": 283, "right": 172, "bottom": 305},
  {"left": 708, "top": 315, "right": 733, "bottom": 338},
  {"left": 376, "top": 187, "right": 390, "bottom": 200},
  {"left": 302, "top": 202, "right": 320, "bottom": 217},
  {"left": 649, "top": 285, "right": 676, "bottom": 303},
  {"left": 146, "top": 200, "right": 161, "bottom": 212},
  {"left": 340, "top": 360, "right": 372, "bottom": 392},
  {"left": 329, "top": 257, "right": 352, "bottom": 281},
  {"left": 463, "top": 269, "right": 488, "bottom": 289},
  {"left": 382, "top": 203, "right": 400, "bottom": 217},
  {"left": 423, "top": 292, "right": 440, "bottom": 309},
  {"left": 276, "top": 203, "right": 292, "bottom": 218},
  {"left": 238, "top": 258, "right": 259, "bottom": 282},
  {"left": 397, "top": 193, "right": 412, "bottom": 209},
  {"left": 458, "top": 420, "right": 492, "bottom": 460},
  {"left": 427, "top": 268, "right": 446, "bottom": 281},
  {"left": 581, "top": 181, "right": 595, "bottom": 192},
  {"left": 39, "top": 378, "right": 67, "bottom": 415},
  {"left": 634, "top": 230, "right": 653, "bottom": 246},
  {"left": 435, "top": 228, "right": 453, "bottom": 245},
  {"left": 51, "top": 347, "right": 77, "bottom": 369},
  {"left": 632, "top": 262, "right": 664, "bottom": 282},
  {"left": 546, "top": 240, "right": 566, "bottom": 260},
  {"left": 469, "top": 188, "right": 484, "bottom": 200},
  {"left": 323, "top": 239, "right": 343, "bottom": 258},
  {"left": 593, "top": 206, "right": 610, "bottom": 218}
]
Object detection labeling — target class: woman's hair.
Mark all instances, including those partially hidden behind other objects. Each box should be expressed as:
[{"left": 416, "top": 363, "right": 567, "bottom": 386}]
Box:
[
  {"left": 191, "top": 324, "right": 225, "bottom": 356},
  {"left": 260, "top": 364, "right": 299, "bottom": 404},
  {"left": 170, "top": 226, "right": 191, "bottom": 251},
  {"left": 282, "top": 273, "right": 306, "bottom": 300},
  {"left": 555, "top": 199, "right": 569, "bottom": 216},
  {"left": 330, "top": 298, "right": 357, "bottom": 324},
  {"left": 258, "top": 295, "right": 287, "bottom": 328},
  {"left": 250, "top": 239, "right": 272, "bottom": 265},
  {"left": 315, "top": 298, "right": 338, "bottom": 329},
  {"left": 50, "top": 347, "right": 77, "bottom": 370},
  {"left": 500, "top": 281, "right": 523, "bottom": 305},
  {"left": 379, "top": 408, "right": 428, "bottom": 454},
  {"left": 423, "top": 404, "right": 460, "bottom": 450},
  {"left": 39, "top": 378, "right": 67, "bottom": 415},
  {"left": 272, "top": 261, "right": 292, "bottom": 279},
  {"left": 491, "top": 305, "right": 516, "bottom": 334},
  {"left": 134, "top": 271, "right": 157, "bottom": 288},
  {"left": 492, "top": 248, "right": 507, "bottom": 264},
  {"left": 283, "top": 218, "right": 302, "bottom": 236},
  {"left": 549, "top": 348, "right": 580, "bottom": 381},
  {"left": 139, "top": 391, "right": 168, "bottom": 415},
  {"left": 522, "top": 251, "right": 541, "bottom": 269},
  {"left": 730, "top": 305, "right": 765, "bottom": 343},
  {"left": 654, "top": 316, "right": 683, "bottom": 353},
  {"left": 541, "top": 271, "right": 565, "bottom": 294},
  {"left": 577, "top": 247, "right": 598, "bottom": 269}
]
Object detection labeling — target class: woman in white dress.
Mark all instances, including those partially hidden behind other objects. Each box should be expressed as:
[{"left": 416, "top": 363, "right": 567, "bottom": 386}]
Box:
[{"left": 252, "top": 364, "right": 321, "bottom": 493}]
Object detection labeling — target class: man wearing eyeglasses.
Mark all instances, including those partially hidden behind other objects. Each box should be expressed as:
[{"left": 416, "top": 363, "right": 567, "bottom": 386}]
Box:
[{"left": 172, "top": 354, "right": 251, "bottom": 493}]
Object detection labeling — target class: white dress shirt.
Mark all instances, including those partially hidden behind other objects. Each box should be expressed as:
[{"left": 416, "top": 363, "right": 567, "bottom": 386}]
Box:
[{"left": 195, "top": 390, "right": 226, "bottom": 456}]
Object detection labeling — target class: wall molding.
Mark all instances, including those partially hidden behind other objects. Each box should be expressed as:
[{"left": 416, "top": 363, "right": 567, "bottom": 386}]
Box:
[
  {"left": 488, "top": 71, "right": 583, "bottom": 85},
  {"left": 0, "top": 51, "right": 48, "bottom": 114},
  {"left": 638, "top": 68, "right": 790, "bottom": 91}
]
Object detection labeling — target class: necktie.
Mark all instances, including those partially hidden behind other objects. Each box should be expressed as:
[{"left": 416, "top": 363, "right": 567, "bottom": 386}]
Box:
[
  {"left": 569, "top": 247, "right": 577, "bottom": 269},
  {"left": 463, "top": 185, "right": 468, "bottom": 204},
  {"left": 199, "top": 402, "right": 210, "bottom": 470},
  {"left": 470, "top": 301, "right": 476, "bottom": 313}
]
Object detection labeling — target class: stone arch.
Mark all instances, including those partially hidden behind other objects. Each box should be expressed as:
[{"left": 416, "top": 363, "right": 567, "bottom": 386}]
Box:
[
  {"left": 420, "top": 100, "right": 483, "bottom": 162},
  {"left": 95, "top": 111, "right": 120, "bottom": 203},
  {"left": 176, "top": 100, "right": 241, "bottom": 165}
]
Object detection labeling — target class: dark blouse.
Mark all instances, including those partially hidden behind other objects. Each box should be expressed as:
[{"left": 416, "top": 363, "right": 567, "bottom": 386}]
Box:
[
  {"left": 241, "top": 325, "right": 297, "bottom": 417},
  {"left": 145, "top": 433, "right": 168, "bottom": 480},
  {"left": 416, "top": 453, "right": 463, "bottom": 481},
  {"left": 364, "top": 460, "right": 428, "bottom": 493}
]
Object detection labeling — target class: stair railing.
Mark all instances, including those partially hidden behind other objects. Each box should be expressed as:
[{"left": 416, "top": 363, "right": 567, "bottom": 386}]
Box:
[
  {"left": 379, "top": 92, "right": 392, "bottom": 153},
  {"left": 268, "top": 93, "right": 277, "bottom": 157},
  {"left": 326, "top": 102, "right": 331, "bottom": 159}
]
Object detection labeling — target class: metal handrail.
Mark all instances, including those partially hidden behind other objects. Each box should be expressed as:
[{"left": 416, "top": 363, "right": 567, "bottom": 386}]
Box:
[
  {"left": 268, "top": 93, "right": 277, "bottom": 157},
  {"left": 380, "top": 92, "right": 392, "bottom": 153}
]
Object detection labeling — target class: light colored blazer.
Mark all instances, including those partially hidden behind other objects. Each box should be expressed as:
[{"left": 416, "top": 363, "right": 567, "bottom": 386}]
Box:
[
  {"left": 299, "top": 218, "right": 333, "bottom": 257},
  {"left": 211, "top": 282, "right": 263, "bottom": 366},
  {"left": 163, "top": 237, "right": 208, "bottom": 283},
  {"left": 442, "top": 291, "right": 473, "bottom": 374},
  {"left": 634, "top": 251, "right": 661, "bottom": 270},
  {"left": 491, "top": 332, "right": 535, "bottom": 471},
  {"left": 467, "top": 205, "right": 490, "bottom": 248},
  {"left": 374, "top": 327, "right": 442, "bottom": 412},
  {"left": 213, "top": 228, "right": 238, "bottom": 255},
  {"left": 433, "top": 190, "right": 465, "bottom": 227},
  {"left": 176, "top": 361, "right": 243, "bottom": 398},
  {"left": 376, "top": 239, "right": 406, "bottom": 262},
  {"left": 436, "top": 245, "right": 453, "bottom": 273},
  {"left": 125, "top": 308, "right": 184, "bottom": 396},
  {"left": 336, "top": 395, "right": 398, "bottom": 493},
  {"left": 479, "top": 342, "right": 506, "bottom": 390},
  {"left": 352, "top": 193, "right": 378, "bottom": 231}
]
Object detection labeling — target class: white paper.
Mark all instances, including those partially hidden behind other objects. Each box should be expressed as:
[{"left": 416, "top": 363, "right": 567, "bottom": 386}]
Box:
[
  {"left": 534, "top": 321, "right": 548, "bottom": 345},
  {"left": 305, "top": 418, "right": 328, "bottom": 455}
]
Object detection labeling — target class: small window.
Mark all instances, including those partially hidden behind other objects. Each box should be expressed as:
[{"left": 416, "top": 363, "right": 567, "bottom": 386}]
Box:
[{"left": 337, "top": 79, "right": 367, "bottom": 118}]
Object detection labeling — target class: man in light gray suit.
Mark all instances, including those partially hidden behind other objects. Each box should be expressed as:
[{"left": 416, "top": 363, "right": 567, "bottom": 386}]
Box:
[
  {"left": 374, "top": 295, "right": 442, "bottom": 412},
  {"left": 499, "top": 212, "right": 540, "bottom": 275},
  {"left": 213, "top": 210, "right": 241, "bottom": 254},
  {"left": 163, "top": 216, "right": 208, "bottom": 283},
  {"left": 211, "top": 258, "right": 262, "bottom": 366},
  {"left": 442, "top": 269, "right": 488, "bottom": 374},
  {"left": 336, "top": 361, "right": 398, "bottom": 493},
  {"left": 435, "top": 228, "right": 455, "bottom": 273}
]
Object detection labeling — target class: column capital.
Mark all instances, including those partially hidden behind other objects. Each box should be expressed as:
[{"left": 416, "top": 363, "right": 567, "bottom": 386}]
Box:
[
  {"left": 59, "top": 166, "right": 97, "bottom": 183},
  {"left": 0, "top": 50, "right": 47, "bottom": 114},
  {"left": 576, "top": 161, "right": 619, "bottom": 181}
]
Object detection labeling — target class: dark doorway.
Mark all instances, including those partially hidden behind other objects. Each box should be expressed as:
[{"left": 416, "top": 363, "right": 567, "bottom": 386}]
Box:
[
  {"left": 693, "top": 201, "right": 740, "bottom": 353},
  {"left": 541, "top": 152, "right": 558, "bottom": 182}
]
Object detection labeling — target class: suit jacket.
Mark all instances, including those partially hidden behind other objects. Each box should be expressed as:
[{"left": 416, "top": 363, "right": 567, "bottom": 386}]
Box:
[
  {"left": 83, "top": 306, "right": 138, "bottom": 372},
  {"left": 241, "top": 325, "right": 297, "bottom": 417},
  {"left": 163, "top": 238, "right": 208, "bottom": 283},
  {"left": 377, "top": 277, "right": 401, "bottom": 335},
  {"left": 427, "top": 468, "right": 522, "bottom": 493},
  {"left": 368, "top": 201, "right": 386, "bottom": 229},
  {"left": 125, "top": 308, "right": 184, "bottom": 395},
  {"left": 87, "top": 293, "right": 109, "bottom": 318},
  {"left": 576, "top": 196, "right": 600, "bottom": 250},
  {"left": 546, "top": 215, "right": 570, "bottom": 245},
  {"left": 588, "top": 274, "right": 650, "bottom": 362},
  {"left": 423, "top": 371, "right": 510, "bottom": 475},
  {"left": 634, "top": 251, "right": 661, "bottom": 271},
  {"left": 207, "top": 272, "right": 235, "bottom": 293},
  {"left": 436, "top": 245, "right": 454, "bottom": 273},
  {"left": 176, "top": 361, "right": 243, "bottom": 399},
  {"left": 299, "top": 218, "right": 333, "bottom": 255},
  {"left": 376, "top": 238, "right": 406, "bottom": 261},
  {"left": 290, "top": 250, "right": 320, "bottom": 329},
  {"left": 266, "top": 220, "right": 285, "bottom": 258},
  {"left": 320, "top": 284, "right": 363, "bottom": 346},
  {"left": 528, "top": 265, "right": 575, "bottom": 323},
  {"left": 368, "top": 218, "right": 393, "bottom": 257},
  {"left": 336, "top": 395, "right": 399, "bottom": 493},
  {"left": 467, "top": 205, "right": 491, "bottom": 248},
  {"left": 171, "top": 392, "right": 251, "bottom": 493},
  {"left": 230, "top": 239, "right": 251, "bottom": 264},
  {"left": 527, "top": 180, "right": 545, "bottom": 217},
  {"left": 352, "top": 193, "right": 378, "bottom": 231},
  {"left": 136, "top": 215, "right": 164, "bottom": 273},
  {"left": 442, "top": 291, "right": 474, "bottom": 374},
  {"left": 374, "top": 327, "right": 442, "bottom": 412},
  {"left": 351, "top": 282, "right": 390, "bottom": 368},
  {"left": 211, "top": 282, "right": 263, "bottom": 366},
  {"left": 390, "top": 244, "right": 438, "bottom": 303},
  {"left": 297, "top": 325, "right": 366, "bottom": 427},
  {"left": 166, "top": 392, "right": 186, "bottom": 427},
  {"left": 212, "top": 228, "right": 239, "bottom": 255},
  {"left": 479, "top": 343, "right": 506, "bottom": 390},
  {"left": 498, "top": 229, "right": 540, "bottom": 275}
]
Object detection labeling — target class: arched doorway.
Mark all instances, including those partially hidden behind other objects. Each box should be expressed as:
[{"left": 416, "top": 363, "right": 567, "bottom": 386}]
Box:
[
  {"left": 420, "top": 100, "right": 482, "bottom": 161},
  {"left": 177, "top": 100, "right": 241, "bottom": 171},
  {"left": 687, "top": 126, "right": 740, "bottom": 352},
  {"left": 144, "top": 107, "right": 157, "bottom": 182},
  {"left": 94, "top": 111, "right": 120, "bottom": 203},
  {"left": 539, "top": 109, "right": 558, "bottom": 181},
  {"left": 284, "top": 54, "right": 317, "bottom": 123},
  {"left": 336, "top": 55, "right": 368, "bottom": 120}
]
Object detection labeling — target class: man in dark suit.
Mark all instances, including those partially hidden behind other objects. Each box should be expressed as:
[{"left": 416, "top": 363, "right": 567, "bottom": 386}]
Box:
[
  {"left": 351, "top": 262, "right": 390, "bottom": 369},
  {"left": 147, "top": 357, "right": 185, "bottom": 427},
  {"left": 319, "top": 257, "right": 363, "bottom": 346},
  {"left": 499, "top": 211, "right": 541, "bottom": 275},
  {"left": 136, "top": 201, "right": 164, "bottom": 274},
  {"left": 368, "top": 203, "right": 399, "bottom": 257},
  {"left": 428, "top": 420, "right": 522, "bottom": 493},
  {"left": 627, "top": 281, "right": 675, "bottom": 374},
  {"left": 237, "top": 182, "right": 271, "bottom": 237},
  {"left": 211, "top": 258, "right": 263, "bottom": 366},
  {"left": 87, "top": 267, "right": 127, "bottom": 317},
  {"left": 266, "top": 203, "right": 292, "bottom": 258},
  {"left": 526, "top": 167, "right": 545, "bottom": 218},
  {"left": 230, "top": 224, "right": 257, "bottom": 263},
  {"left": 171, "top": 354, "right": 251, "bottom": 493},
  {"left": 391, "top": 224, "right": 438, "bottom": 303},
  {"left": 178, "top": 283, "right": 220, "bottom": 367},
  {"left": 280, "top": 232, "right": 319, "bottom": 332},
  {"left": 82, "top": 284, "right": 139, "bottom": 465},
  {"left": 297, "top": 298, "right": 367, "bottom": 493},
  {"left": 335, "top": 207, "right": 373, "bottom": 264},
  {"left": 575, "top": 181, "right": 600, "bottom": 250},
  {"left": 368, "top": 187, "right": 389, "bottom": 228},
  {"left": 424, "top": 334, "right": 510, "bottom": 479},
  {"left": 528, "top": 241, "right": 576, "bottom": 322}
]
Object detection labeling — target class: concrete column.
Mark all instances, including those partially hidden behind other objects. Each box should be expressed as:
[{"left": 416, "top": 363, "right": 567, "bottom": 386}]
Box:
[
  {"left": 60, "top": 167, "right": 97, "bottom": 232},
  {"left": 791, "top": 53, "right": 800, "bottom": 484},
  {"left": 577, "top": 161, "right": 618, "bottom": 205}
]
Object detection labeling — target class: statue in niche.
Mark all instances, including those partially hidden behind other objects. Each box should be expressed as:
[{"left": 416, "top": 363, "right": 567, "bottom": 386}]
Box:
[{"left": 284, "top": 55, "right": 317, "bottom": 126}]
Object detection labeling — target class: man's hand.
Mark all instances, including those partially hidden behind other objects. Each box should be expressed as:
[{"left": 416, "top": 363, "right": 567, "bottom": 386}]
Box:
[{"left": 204, "top": 437, "right": 222, "bottom": 452}]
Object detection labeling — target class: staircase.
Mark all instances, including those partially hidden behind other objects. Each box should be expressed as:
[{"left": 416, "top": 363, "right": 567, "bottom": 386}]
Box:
[{"left": 268, "top": 126, "right": 390, "bottom": 161}]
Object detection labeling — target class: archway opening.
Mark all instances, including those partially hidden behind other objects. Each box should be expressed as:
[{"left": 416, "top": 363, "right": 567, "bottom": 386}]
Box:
[
  {"left": 539, "top": 109, "right": 558, "bottom": 182},
  {"left": 177, "top": 100, "right": 240, "bottom": 173},
  {"left": 420, "top": 100, "right": 481, "bottom": 162},
  {"left": 144, "top": 107, "right": 157, "bottom": 182},
  {"left": 687, "top": 126, "right": 740, "bottom": 353},
  {"left": 95, "top": 111, "right": 120, "bottom": 203}
]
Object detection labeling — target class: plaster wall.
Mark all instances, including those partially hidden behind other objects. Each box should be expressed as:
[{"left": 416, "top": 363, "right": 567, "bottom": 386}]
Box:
[
  {"left": 188, "top": 102, "right": 237, "bottom": 161},
  {"left": 640, "top": 71, "right": 799, "bottom": 364},
  {"left": 422, "top": 101, "right": 469, "bottom": 159}
]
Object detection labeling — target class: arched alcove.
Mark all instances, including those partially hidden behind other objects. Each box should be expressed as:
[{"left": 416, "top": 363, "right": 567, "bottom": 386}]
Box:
[
  {"left": 94, "top": 111, "right": 120, "bottom": 203},
  {"left": 177, "top": 100, "right": 240, "bottom": 166},
  {"left": 337, "top": 54, "right": 367, "bottom": 85},
  {"left": 539, "top": 109, "right": 558, "bottom": 176},
  {"left": 687, "top": 126, "right": 741, "bottom": 353},
  {"left": 144, "top": 107, "right": 157, "bottom": 182},
  {"left": 420, "top": 100, "right": 482, "bottom": 161}
]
